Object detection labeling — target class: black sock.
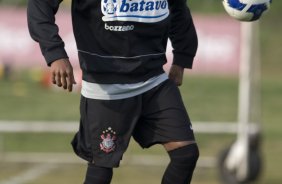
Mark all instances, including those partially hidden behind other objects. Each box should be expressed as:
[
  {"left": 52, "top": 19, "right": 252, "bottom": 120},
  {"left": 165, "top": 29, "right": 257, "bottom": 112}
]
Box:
[
  {"left": 161, "top": 144, "right": 199, "bottom": 184},
  {"left": 84, "top": 163, "right": 113, "bottom": 184}
]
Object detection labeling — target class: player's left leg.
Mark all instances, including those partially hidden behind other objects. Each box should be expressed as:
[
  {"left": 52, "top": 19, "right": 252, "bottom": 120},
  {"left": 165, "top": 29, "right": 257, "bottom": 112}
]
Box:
[
  {"left": 161, "top": 141, "right": 199, "bottom": 184},
  {"left": 133, "top": 79, "right": 199, "bottom": 184}
]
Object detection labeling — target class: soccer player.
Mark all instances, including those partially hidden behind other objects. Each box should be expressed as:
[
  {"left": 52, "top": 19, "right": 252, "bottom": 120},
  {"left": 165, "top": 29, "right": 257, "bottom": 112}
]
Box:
[{"left": 27, "top": 0, "right": 199, "bottom": 183}]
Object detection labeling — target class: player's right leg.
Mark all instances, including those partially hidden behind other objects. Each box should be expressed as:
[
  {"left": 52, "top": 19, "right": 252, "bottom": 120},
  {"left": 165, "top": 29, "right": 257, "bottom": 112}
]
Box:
[
  {"left": 84, "top": 163, "right": 113, "bottom": 184},
  {"left": 71, "top": 96, "right": 142, "bottom": 183}
]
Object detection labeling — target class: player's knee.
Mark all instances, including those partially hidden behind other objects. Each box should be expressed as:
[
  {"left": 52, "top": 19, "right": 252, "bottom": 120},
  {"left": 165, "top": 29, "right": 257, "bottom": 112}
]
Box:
[
  {"left": 84, "top": 163, "right": 113, "bottom": 184},
  {"left": 169, "top": 143, "right": 199, "bottom": 169}
]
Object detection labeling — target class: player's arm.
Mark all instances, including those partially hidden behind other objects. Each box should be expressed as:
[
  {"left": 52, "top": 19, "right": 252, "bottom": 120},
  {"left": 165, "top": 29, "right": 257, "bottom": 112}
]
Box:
[
  {"left": 167, "top": 0, "right": 198, "bottom": 86},
  {"left": 27, "top": 0, "right": 76, "bottom": 92}
]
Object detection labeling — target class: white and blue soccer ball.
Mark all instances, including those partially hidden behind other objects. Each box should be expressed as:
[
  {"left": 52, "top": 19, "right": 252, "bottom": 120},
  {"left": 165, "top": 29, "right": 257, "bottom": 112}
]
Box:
[{"left": 222, "top": 0, "right": 272, "bottom": 21}]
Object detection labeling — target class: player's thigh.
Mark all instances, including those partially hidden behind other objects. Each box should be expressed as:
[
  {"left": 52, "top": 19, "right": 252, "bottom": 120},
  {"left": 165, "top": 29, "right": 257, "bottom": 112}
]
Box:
[
  {"left": 133, "top": 80, "right": 196, "bottom": 148},
  {"left": 73, "top": 95, "right": 142, "bottom": 167}
]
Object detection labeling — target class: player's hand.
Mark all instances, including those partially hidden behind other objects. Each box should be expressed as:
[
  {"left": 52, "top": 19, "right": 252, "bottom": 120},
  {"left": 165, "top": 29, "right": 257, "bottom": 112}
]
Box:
[
  {"left": 50, "top": 58, "right": 76, "bottom": 92},
  {"left": 169, "top": 65, "right": 184, "bottom": 86}
]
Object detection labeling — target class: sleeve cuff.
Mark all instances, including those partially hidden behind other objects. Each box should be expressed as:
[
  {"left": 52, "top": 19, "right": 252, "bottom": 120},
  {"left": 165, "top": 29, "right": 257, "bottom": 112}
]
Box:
[
  {"left": 172, "top": 52, "right": 194, "bottom": 69},
  {"left": 43, "top": 47, "right": 69, "bottom": 66}
]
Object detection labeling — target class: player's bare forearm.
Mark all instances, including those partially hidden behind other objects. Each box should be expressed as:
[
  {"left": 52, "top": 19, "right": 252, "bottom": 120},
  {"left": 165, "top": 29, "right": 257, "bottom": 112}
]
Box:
[
  {"left": 168, "top": 65, "right": 184, "bottom": 86},
  {"left": 50, "top": 58, "right": 76, "bottom": 92}
]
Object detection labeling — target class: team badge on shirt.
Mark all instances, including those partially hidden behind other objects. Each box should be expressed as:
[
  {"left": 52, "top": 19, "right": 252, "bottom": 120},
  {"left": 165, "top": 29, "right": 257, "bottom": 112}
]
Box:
[
  {"left": 101, "top": 0, "right": 170, "bottom": 23},
  {"left": 100, "top": 127, "right": 117, "bottom": 153}
]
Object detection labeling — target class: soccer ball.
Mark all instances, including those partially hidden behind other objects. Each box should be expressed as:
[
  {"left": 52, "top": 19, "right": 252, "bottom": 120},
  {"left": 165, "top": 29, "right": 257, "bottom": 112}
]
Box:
[{"left": 222, "top": 0, "right": 271, "bottom": 21}]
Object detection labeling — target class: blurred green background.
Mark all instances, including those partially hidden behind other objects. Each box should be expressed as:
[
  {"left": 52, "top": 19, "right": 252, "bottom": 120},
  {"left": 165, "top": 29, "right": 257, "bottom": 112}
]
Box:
[{"left": 0, "top": 0, "right": 281, "bottom": 184}]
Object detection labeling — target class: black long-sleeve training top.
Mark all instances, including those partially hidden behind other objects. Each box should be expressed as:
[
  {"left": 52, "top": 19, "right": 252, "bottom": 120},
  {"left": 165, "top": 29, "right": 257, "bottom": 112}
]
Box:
[{"left": 27, "top": 0, "right": 198, "bottom": 84}]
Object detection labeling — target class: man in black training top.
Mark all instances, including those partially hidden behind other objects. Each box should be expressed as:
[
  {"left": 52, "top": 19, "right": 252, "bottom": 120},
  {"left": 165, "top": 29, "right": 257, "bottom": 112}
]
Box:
[{"left": 27, "top": 0, "right": 199, "bottom": 183}]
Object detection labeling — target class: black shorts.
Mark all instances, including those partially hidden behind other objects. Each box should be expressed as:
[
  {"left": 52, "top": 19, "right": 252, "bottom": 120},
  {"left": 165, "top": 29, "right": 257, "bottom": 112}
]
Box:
[{"left": 71, "top": 79, "right": 195, "bottom": 168}]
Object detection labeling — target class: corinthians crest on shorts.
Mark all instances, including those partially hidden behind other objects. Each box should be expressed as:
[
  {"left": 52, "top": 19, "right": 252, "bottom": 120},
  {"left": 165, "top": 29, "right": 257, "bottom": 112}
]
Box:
[
  {"left": 101, "top": 0, "right": 170, "bottom": 23},
  {"left": 100, "top": 127, "right": 117, "bottom": 153}
]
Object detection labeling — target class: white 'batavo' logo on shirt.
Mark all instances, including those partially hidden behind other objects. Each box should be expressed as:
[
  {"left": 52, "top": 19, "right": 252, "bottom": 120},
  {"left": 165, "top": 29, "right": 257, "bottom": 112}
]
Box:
[{"left": 101, "top": 0, "right": 169, "bottom": 23}]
